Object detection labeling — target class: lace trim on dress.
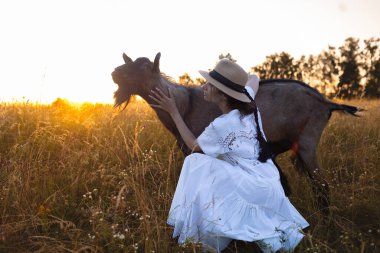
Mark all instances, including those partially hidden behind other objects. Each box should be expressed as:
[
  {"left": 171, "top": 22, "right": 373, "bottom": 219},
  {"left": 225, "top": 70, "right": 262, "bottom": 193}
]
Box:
[
  {"left": 216, "top": 129, "right": 260, "bottom": 167},
  {"left": 218, "top": 130, "right": 256, "bottom": 152}
]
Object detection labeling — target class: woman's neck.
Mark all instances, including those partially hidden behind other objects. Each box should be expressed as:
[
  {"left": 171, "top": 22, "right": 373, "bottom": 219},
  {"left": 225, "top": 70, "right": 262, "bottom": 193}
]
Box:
[{"left": 217, "top": 101, "right": 232, "bottom": 114}]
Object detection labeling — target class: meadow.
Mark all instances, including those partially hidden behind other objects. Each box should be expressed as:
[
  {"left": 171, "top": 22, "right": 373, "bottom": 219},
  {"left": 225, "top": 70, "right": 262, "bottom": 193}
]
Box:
[{"left": 0, "top": 99, "right": 379, "bottom": 253}]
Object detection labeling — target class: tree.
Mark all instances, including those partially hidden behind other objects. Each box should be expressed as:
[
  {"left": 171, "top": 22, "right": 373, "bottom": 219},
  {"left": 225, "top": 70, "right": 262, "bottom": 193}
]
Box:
[
  {"left": 178, "top": 73, "right": 194, "bottom": 85},
  {"left": 179, "top": 73, "right": 206, "bottom": 86},
  {"left": 195, "top": 77, "right": 206, "bottom": 85},
  {"left": 293, "top": 55, "right": 307, "bottom": 81},
  {"left": 318, "top": 46, "right": 340, "bottom": 96},
  {"left": 303, "top": 47, "right": 340, "bottom": 97},
  {"left": 336, "top": 37, "right": 363, "bottom": 99},
  {"left": 297, "top": 54, "right": 315, "bottom": 85},
  {"left": 219, "top": 53, "right": 236, "bottom": 62},
  {"left": 362, "top": 38, "right": 380, "bottom": 98},
  {"left": 251, "top": 52, "right": 300, "bottom": 79}
]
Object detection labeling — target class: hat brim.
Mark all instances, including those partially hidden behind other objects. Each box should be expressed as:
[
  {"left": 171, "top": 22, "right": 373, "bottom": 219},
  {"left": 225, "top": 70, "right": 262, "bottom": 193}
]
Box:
[{"left": 199, "top": 70, "right": 251, "bottom": 103}]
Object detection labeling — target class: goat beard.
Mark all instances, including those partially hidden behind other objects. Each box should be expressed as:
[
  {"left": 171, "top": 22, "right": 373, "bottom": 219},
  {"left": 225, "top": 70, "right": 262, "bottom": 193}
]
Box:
[{"left": 114, "top": 88, "right": 132, "bottom": 110}]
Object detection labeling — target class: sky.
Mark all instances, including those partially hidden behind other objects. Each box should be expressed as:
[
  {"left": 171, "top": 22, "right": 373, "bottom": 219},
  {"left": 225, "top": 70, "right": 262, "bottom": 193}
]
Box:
[{"left": 0, "top": 0, "right": 379, "bottom": 104}]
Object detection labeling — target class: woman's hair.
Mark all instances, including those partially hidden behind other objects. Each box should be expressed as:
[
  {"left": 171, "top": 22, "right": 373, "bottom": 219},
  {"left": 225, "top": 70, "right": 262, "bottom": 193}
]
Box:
[
  {"left": 213, "top": 87, "right": 292, "bottom": 196},
  {"left": 224, "top": 95, "right": 272, "bottom": 163}
]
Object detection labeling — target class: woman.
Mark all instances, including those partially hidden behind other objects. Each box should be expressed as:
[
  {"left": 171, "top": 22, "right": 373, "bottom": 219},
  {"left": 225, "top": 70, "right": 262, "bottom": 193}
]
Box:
[{"left": 149, "top": 59, "right": 309, "bottom": 252}]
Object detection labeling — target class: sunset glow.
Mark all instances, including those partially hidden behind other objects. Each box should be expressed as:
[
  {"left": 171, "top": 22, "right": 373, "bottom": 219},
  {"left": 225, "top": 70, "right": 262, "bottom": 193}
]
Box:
[{"left": 0, "top": 0, "right": 379, "bottom": 104}]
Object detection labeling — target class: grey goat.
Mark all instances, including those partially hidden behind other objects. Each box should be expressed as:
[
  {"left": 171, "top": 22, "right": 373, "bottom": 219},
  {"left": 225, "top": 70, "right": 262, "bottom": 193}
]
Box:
[{"left": 112, "top": 53, "right": 362, "bottom": 212}]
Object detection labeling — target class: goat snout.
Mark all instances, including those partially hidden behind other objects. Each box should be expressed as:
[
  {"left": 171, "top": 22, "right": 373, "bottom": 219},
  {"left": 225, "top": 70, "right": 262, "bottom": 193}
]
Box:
[{"left": 111, "top": 70, "right": 120, "bottom": 84}]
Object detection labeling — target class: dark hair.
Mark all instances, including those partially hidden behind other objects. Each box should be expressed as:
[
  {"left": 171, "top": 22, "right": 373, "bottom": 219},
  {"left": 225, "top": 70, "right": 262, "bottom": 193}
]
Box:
[
  {"left": 221, "top": 91, "right": 292, "bottom": 196},
  {"left": 225, "top": 96, "right": 272, "bottom": 163}
]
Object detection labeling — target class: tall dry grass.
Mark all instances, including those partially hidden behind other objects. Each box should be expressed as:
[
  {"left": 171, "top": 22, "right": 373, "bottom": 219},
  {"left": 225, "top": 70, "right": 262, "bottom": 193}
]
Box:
[{"left": 0, "top": 99, "right": 379, "bottom": 252}]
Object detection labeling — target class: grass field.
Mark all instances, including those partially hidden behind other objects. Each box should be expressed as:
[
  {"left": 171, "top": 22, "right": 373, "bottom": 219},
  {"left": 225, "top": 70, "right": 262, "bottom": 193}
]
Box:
[{"left": 0, "top": 99, "right": 379, "bottom": 252}]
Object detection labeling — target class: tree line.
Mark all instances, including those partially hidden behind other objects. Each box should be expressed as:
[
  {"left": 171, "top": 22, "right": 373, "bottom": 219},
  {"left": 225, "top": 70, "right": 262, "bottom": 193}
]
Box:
[{"left": 178, "top": 37, "right": 380, "bottom": 99}]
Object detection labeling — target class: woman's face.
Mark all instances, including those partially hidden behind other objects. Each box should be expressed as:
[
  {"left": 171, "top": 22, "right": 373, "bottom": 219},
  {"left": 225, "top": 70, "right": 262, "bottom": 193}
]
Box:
[{"left": 202, "top": 82, "right": 224, "bottom": 103}]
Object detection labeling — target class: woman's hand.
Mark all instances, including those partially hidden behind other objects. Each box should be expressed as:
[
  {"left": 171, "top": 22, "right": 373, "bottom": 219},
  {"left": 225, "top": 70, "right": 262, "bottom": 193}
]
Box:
[
  {"left": 149, "top": 87, "right": 179, "bottom": 116},
  {"left": 150, "top": 87, "right": 200, "bottom": 152}
]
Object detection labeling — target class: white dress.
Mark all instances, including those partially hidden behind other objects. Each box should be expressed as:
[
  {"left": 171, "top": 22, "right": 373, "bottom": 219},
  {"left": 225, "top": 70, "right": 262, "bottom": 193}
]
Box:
[{"left": 167, "top": 109, "right": 309, "bottom": 252}]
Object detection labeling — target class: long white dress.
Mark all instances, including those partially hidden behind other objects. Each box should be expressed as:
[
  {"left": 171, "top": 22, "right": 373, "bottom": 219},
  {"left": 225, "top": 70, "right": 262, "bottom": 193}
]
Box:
[{"left": 167, "top": 109, "right": 309, "bottom": 252}]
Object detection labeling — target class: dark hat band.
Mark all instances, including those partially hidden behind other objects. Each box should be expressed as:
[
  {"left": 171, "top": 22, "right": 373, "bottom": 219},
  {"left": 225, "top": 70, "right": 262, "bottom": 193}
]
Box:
[{"left": 209, "top": 70, "right": 254, "bottom": 102}]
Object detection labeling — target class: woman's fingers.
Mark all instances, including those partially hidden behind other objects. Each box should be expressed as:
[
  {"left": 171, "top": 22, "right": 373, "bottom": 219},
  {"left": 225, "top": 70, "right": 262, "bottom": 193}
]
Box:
[
  {"left": 155, "top": 87, "right": 169, "bottom": 99},
  {"left": 150, "top": 89, "right": 167, "bottom": 105},
  {"left": 151, "top": 89, "right": 164, "bottom": 100},
  {"left": 149, "top": 104, "right": 162, "bottom": 109},
  {"left": 148, "top": 94, "right": 162, "bottom": 104},
  {"left": 150, "top": 89, "right": 170, "bottom": 112},
  {"left": 149, "top": 87, "right": 177, "bottom": 114}
]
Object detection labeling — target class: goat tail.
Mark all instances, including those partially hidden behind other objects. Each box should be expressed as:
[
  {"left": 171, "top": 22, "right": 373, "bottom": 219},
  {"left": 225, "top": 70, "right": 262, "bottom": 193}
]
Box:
[{"left": 327, "top": 102, "right": 365, "bottom": 117}]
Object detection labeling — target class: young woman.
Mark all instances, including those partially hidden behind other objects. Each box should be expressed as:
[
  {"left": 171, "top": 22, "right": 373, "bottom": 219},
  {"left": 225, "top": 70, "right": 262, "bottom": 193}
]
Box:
[{"left": 149, "top": 59, "right": 309, "bottom": 252}]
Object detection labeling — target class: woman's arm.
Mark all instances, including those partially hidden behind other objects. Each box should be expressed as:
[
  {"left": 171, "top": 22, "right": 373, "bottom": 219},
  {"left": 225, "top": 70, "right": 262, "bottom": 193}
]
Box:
[{"left": 149, "top": 87, "right": 202, "bottom": 152}]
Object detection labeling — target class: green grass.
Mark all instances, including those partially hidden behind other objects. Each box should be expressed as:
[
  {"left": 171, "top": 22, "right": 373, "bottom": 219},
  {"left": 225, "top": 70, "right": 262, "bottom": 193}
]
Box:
[{"left": 0, "top": 99, "right": 379, "bottom": 252}]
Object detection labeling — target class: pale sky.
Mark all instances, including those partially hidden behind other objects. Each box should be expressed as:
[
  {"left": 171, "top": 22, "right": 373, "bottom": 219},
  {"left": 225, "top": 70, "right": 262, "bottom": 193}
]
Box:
[{"left": 0, "top": 0, "right": 379, "bottom": 104}]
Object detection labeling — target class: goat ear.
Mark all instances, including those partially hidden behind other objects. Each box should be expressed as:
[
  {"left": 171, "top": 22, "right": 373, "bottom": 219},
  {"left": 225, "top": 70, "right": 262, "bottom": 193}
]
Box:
[
  {"left": 153, "top": 52, "right": 161, "bottom": 73},
  {"left": 123, "top": 53, "right": 132, "bottom": 63}
]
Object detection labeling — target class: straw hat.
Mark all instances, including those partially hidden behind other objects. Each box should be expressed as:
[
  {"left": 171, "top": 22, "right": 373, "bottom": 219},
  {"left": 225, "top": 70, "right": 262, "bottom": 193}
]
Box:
[
  {"left": 199, "top": 59, "right": 252, "bottom": 103},
  {"left": 247, "top": 74, "right": 260, "bottom": 99}
]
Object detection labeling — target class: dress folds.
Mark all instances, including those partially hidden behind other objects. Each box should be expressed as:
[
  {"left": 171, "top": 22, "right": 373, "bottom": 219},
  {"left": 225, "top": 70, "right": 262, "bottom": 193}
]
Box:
[{"left": 167, "top": 109, "right": 309, "bottom": 252}]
